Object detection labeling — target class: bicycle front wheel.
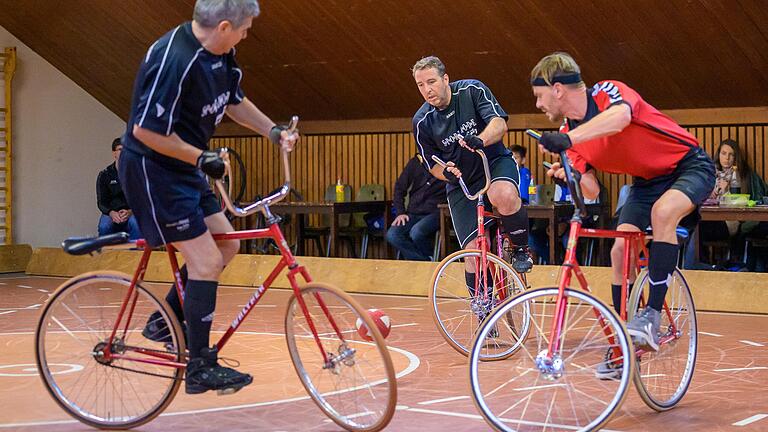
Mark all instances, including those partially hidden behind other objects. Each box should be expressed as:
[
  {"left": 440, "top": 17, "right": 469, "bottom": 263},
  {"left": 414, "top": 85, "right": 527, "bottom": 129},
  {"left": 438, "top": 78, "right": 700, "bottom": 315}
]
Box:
[
  {"left": 35, "top": 271, "right": 185, "bottom": 429},
  {"left": 469, "top": 287, "right": 634, "bottom": 432},
  {"left": 429, "top": 249, "right": 530, "bottom": 360},
  {"left": 628, "top": 268, "right": 697, "bottom": 411},
  {"left": 285, "top": 283, "right": 397, "bottom": 432}
]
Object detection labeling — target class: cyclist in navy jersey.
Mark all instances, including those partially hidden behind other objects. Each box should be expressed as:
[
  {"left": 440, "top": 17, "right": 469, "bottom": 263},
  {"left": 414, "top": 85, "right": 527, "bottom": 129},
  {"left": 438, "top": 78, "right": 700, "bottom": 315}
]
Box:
[
  {"left": 530, "top": 52, "right": 714, "bottom": 378},
  {"left": 411, "top": 56, "right": 533, "bottom": 324},
  {"left": 120, "top": 0, "right": 298, "bottom": 395}
]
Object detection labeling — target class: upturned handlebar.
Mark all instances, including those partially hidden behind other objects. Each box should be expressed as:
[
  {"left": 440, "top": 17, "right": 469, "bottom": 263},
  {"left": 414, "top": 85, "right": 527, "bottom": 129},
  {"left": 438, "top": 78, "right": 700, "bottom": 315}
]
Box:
[
  {"left": 526, "top": 129, "right": 588, "bottom": 218},
  {"left": 215, "top": 116, "right": 299, "bottom": 218},
  {"left": 431, "top": 148, "right": 492, "bottom": 201}
]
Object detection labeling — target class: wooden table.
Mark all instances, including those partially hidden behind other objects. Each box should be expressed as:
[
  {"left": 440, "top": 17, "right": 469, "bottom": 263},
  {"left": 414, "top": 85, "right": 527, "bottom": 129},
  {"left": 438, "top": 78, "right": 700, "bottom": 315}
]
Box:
[
  {"left": 437, "top": 202, "right": 609, "bottom": 263},
  {"left": 270, "top": 201, "right": 391, "bottom": 257},
  {"left": 700, "top": 206, "right": 768, "bottom": 222},
  {"left": 693, "top": 205, "right": 768, "bottom": 261}
]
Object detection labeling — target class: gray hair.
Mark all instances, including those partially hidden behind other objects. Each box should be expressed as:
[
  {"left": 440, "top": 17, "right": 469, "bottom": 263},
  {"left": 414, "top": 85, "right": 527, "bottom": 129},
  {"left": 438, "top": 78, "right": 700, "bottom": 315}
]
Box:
[
  {"left": 193, "top": 0, "right": 261, "bottom": 28},
  {"left": 412, "top": 56, "right": 446, "bottom": 76}
]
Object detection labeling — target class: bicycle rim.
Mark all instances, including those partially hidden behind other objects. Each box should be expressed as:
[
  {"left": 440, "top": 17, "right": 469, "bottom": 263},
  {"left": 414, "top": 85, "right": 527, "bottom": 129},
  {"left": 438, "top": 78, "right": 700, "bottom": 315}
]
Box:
[
  {"left": 35, "top": 271, "right": 184, "bottom": 429},
  {"left": 629, "top": 268, "right": 697, "bottom": 411},
  {"left": 285, "top": 283, "right": 396, "bottom": 432},
  {"left": 469, "top": 287, "right": 634, "bottom": 432},
  {"left": 429, "top": 249, "right": 530, "bottom": 360}
]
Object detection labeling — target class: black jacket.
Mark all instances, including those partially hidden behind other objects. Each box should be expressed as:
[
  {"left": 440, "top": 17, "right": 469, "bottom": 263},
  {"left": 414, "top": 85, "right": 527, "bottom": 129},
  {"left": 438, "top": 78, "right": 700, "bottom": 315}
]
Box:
[
  {"left": 393, "top": 156, "right": 447, "bottom": 216},
  {"left": 97, "top": 163, "right": 130, "bottom": 215}
]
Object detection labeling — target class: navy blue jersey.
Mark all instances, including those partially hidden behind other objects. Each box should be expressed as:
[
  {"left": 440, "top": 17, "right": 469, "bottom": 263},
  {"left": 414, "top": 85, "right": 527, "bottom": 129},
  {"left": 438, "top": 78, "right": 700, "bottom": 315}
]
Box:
[
  {"left": 123, "top": 22, "right": 244, "bottom": 172},
  {"left": 413, "top": 79, "right": 509, "bottom": 189}
]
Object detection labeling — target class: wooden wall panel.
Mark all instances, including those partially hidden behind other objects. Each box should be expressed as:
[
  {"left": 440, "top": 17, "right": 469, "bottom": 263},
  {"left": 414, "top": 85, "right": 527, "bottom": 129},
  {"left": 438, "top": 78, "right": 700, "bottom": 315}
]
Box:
[{"left": 213, "top": 123, "right": 768, "bottom": 256}]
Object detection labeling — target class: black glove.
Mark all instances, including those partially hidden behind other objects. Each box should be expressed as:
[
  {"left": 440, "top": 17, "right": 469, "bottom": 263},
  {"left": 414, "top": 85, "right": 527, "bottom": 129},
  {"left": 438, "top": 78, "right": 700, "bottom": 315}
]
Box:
[
  {"left": 540, "top": 132, "right": 572, "bottom": 153},
  {"left": 463, "top": 134, "right": 484, "bottom": 150},
  {"left": 443, "top": 167, "right": 460, "bottom": 185},
  {"left": 269, "top": 125, "right": 287, "bottom": 144},
  {"left": 197, "top": 150, "right": 225, "bottom": 179}
]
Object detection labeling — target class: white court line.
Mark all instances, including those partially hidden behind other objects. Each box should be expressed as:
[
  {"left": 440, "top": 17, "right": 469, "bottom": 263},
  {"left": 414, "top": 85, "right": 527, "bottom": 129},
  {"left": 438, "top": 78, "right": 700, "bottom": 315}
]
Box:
[
  {"left": 699, "top": 331, "right": 723, "bottom": 337},
  {"left": 0, "top": 330, "right": 421, "bottom": 429},
  {"left": 641, "top": 374, "right": 665, "bottom": 378},
  {"left": 733, "top": 414, "right": 768, "bottom": 426},
  {"left": 714, "top": 366, "right": 768, "bottom": 372},
  {"left": 0, "top": 311, "right": 16, "bottom": 316},
  {"left": 405, "top": 407, "right": 623, "bottom": 431},
  {"left": 739, "top": 340, "right": 765, "bottom": 347},
  {"left": 16, "top": 285, "right": 33, "bottom": 289},
  {"left": 37, "top": 289, "right": 49, "bottom": 293},
  {"left": 78, "top": 306, "right": 120, "bottom": 309},
  {"left": 391, "top": 323, "right": 418, "bottom": 329},
  {"left": 514, "top": 383, "right": 567, "bottom": 391},
  {"left": 417, "top": 395, "right": 470, "bottom": 405}
]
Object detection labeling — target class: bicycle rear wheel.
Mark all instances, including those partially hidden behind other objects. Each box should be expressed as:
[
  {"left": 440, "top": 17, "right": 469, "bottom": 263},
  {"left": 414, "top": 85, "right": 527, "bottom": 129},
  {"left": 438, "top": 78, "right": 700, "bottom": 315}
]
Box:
[
  {"left": 285, "top": 283, "right": 396, "bottom": 432},
  {"left": 429, "top": 249, "right": 529, "bottom": 360},
  {"left": 628, "top": 268, "right": 697, "bottom": 411},
  {"left": 469, "top": 287, "right": 634, "bottom": 432},
  {"left": 35, "top": 271, "right": 185, "bottom": 429}
]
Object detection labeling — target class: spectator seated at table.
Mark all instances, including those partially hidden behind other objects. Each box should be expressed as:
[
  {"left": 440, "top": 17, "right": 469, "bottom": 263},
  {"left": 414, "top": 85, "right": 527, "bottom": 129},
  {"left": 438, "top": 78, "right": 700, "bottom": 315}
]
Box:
[
  {"left": 386, "top": 154, "right": 446, "bottom": 261},
  {"left": 686, "top": 139, "right": 768, "bottom": 268},
  {"left": 97, "top": 138, "right": 141, "bottom": 240}
]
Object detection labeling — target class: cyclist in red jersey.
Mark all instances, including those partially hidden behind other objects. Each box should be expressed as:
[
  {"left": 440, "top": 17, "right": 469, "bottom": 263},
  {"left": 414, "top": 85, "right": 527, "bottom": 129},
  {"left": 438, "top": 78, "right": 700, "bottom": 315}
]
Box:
[{"left": 529, "top": 52, "right": 715, "bottom": 374}]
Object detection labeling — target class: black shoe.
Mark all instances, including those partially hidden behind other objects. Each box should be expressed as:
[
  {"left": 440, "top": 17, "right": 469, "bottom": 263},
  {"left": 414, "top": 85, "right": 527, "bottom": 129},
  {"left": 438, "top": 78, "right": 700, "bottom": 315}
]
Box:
[
  {"left": 510, "top": 246, "right": 534, "bottom": 273},
  {"left": 185, "top": 347, "right": 253, "bottom": 395}
]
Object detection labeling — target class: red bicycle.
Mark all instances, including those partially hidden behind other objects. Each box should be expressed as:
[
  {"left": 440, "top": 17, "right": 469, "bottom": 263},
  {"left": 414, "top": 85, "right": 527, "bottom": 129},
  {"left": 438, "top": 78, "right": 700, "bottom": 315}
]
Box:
[
  {"left": 35, "top": 117, "right": 397, "bottom": 431},
  {"left": 469, "top": 133, "right": 697, "bottom": 431},
  {"left": 428, "top": 149, "right": 531, "bottom": 361}
]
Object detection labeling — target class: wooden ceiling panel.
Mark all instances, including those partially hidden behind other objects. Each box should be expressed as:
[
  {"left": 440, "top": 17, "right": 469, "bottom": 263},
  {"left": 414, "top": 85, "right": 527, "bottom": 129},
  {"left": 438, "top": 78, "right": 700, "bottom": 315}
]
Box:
[{"left": 0, "top": 0, "right": 766, "bottom": 123}]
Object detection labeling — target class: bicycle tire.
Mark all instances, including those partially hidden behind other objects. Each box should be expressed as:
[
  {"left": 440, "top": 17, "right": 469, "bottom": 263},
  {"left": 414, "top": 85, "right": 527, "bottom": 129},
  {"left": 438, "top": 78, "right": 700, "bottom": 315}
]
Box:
[
  {"left": 35, "top": 271, "right": 185, "bottom": 429},
  {"left": 469, "top": 287, "right": 634, "bottom": 432},
  {"left": 429, "top": 249, "right": 530, "bottom": 360},
  {"left": 628, "top": 268, "right": 697, "bottom": 411},
  {"left": 285, "top": 283, "right": 397, "bottom": 431}
]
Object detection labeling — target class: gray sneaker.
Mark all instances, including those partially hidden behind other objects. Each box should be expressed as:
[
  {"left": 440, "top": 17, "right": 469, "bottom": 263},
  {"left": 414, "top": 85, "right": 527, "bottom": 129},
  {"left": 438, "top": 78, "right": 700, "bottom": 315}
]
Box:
[
  {"left": 595, "top": 347, "right": 623, "bottom": 380},
  {"left": 627, "top": 307, "right": 661, "bottom": 351}
]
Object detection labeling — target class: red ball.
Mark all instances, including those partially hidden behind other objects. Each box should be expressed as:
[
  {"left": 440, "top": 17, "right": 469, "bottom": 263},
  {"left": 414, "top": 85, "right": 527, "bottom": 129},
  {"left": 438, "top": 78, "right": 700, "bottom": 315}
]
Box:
[{"left": 355, "top": 309, "right": 391, "bottom": 342}]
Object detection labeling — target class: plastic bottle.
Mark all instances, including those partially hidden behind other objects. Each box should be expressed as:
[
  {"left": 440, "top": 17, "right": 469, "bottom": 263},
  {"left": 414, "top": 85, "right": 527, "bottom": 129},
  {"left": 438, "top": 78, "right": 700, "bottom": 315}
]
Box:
[
  {"left": 528, "top": 177, "right": 538, "bottom": 205},
  {"left": 335, "top": 178, "right": 345, "bottom": 202}
]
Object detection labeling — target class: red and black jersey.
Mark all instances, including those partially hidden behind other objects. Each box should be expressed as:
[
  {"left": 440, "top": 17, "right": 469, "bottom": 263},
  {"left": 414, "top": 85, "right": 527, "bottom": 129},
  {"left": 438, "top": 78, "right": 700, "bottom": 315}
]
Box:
[{"left": 562, "top": 80, "right": 698, "bottom": 180}]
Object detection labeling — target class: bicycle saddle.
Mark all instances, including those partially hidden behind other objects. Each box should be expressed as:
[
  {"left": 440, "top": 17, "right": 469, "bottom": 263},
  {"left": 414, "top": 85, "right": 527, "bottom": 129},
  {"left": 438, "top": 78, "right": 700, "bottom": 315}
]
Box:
[{"left": 62, "top": 232, "right": 130, "bottom": 255}]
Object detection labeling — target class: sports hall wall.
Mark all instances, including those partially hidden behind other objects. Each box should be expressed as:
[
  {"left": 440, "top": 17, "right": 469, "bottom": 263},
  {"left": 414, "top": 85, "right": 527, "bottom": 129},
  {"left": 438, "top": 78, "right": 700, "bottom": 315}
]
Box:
[
  {"left": 2, "top": 21, "right": 767, "bottom": 252},
  {"left": 0, "top": 26, "right": 124, "bottom": 247},
  {"left": 212, "top": 108, "right": 768, "bottom": 257}
]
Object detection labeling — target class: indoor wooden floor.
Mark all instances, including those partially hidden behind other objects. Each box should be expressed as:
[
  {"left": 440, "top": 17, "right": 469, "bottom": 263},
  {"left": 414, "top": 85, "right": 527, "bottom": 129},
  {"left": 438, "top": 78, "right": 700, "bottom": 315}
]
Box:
[{"left": 1, "top": 273, "right": 767, "bottom": 431}]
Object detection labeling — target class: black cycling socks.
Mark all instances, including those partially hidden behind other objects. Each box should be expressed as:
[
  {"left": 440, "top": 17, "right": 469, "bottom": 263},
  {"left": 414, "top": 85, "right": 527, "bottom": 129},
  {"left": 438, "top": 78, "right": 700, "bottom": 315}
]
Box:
[
  {"left": 184, "top": 279, "right": 219, "bottom": 359},
  {"left": 465, "top": 269, "right": 494, "bottom": 298},
  {"left": 610, "top": 283, "right": 634, "bottom": 316},
  {"left": 501, "top": 206, "right": 529, "bottom": 247},
  {"left": 165, "top": 265, "right": 188, "bottom": 323},
  {"left": 647, "top": 241, "right": 678, "bottom": 311}
]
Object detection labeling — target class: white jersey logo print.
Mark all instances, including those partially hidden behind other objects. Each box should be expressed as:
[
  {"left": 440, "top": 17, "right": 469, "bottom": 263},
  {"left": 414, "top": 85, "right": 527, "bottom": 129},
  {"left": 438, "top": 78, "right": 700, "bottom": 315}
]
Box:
[{"left": 155, "top": 103, "right": 166, "bottom": 117}]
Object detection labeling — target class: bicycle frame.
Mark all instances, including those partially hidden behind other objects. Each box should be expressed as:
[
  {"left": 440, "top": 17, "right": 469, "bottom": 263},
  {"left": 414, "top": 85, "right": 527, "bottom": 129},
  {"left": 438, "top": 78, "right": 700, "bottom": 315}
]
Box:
[
  {"left": 100, "top": 117, "right": 346, "bottom": 372},
  {"left": 533, "top": 157, "right": 679, "bottom": 362},
  {"left": 431, "top": 149, "right": 524, "bottom": 303}
]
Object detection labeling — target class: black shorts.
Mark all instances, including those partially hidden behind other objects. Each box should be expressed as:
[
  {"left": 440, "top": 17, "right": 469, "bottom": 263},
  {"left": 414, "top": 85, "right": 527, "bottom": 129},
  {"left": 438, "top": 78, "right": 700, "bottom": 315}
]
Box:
[
  {"left": 618, "top": 146, "right": 715, "bottom": 232},
  {"left": 118, "top": 149, "right": 221, "bottom": 247},
  {"left": 447, "top": 154, "right": 521, "bottom": 247}
]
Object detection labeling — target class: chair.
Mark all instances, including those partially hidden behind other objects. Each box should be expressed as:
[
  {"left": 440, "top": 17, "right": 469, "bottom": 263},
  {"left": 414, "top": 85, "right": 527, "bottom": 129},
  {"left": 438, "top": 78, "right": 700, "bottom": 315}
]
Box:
[
  {"left": 346, "top": 184, "right": 386, "bottom": 258},
  {"left": 300, "top": 184, "right": 351, "bottom": 256}
]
